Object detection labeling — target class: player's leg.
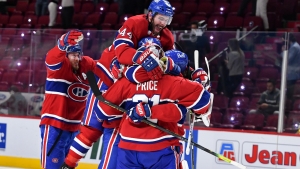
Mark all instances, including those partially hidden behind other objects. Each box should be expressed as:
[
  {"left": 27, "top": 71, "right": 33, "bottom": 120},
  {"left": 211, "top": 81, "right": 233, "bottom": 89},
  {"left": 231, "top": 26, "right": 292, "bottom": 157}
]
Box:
[
  {"left": 63, "top": 90, "right": 104, "bottom": 168},
  {"left": 140, "top": 146, "right": 181, "bottom": 169},
  {"left": 40, "top": 125, "right": 74, "bottom": 169},
  {"left": 116, "top": 147, "right": 143, "bottom": 169},
  {"left": 98, "top": 127, "right": 120, "bottom": 169}
]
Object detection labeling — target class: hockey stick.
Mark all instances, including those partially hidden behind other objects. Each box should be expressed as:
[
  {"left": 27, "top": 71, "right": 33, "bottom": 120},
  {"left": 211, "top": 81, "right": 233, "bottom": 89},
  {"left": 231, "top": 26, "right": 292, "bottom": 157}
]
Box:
[
  {"left": 185, "top": 51, "right": 198, "bottom": 169},
  {"left": 86, "top": 71, "right": 247, "bottom": 169},
  {"left": 208, "top": 25, "right": 258, "bottom": 63}
]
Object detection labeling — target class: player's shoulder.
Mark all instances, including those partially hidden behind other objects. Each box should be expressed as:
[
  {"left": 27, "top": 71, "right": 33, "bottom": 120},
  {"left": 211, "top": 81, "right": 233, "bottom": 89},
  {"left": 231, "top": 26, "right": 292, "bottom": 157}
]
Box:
[
  {"left": 162, "top": 27, "right": 173, "bottom": 37},
  {"left": 80, "top": 56, "right": 95, "bottom": 64}
]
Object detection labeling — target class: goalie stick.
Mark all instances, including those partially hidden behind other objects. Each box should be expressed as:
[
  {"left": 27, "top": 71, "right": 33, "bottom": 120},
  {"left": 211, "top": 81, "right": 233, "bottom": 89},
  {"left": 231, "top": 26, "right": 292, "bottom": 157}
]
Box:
[{"left": 86, "top": 71, "right": 247, "bottom": 169}]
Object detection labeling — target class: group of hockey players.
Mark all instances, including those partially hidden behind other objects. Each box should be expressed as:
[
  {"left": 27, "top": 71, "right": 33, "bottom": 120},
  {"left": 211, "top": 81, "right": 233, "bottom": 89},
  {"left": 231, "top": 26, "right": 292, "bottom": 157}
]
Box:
[{"left": 39, "top": 0, "right": 213, "bottom": 168}]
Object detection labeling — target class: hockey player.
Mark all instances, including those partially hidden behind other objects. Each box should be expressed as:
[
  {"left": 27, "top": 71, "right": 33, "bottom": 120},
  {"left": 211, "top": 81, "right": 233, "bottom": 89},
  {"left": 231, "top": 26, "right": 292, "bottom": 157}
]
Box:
[
  {"left": 93, "top": 48, "right": 211, "bottom": 168},
  {"left": 103, "top": 0, "right": 176, "bottom": 82},
  {"left": 60, "top": 37, "right": 181, "bottom": 169},
  {"left": 39, "top": 30, "right": 102, "bottom": 169}
]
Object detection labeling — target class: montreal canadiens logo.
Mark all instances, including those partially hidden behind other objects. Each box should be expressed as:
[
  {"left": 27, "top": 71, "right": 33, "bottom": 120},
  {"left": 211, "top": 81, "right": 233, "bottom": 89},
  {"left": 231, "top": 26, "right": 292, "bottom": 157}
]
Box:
[{"left": 67, "top": 83, "right": 90, "bottom": 102}]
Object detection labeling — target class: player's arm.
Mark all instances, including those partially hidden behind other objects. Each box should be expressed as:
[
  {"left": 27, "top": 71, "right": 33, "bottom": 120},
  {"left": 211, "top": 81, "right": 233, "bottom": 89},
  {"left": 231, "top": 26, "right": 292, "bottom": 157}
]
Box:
[
  {"left": 95, "top": 80, "right": 127, "bottom": 120},
  {"left": 113, "top": 20, "right": 137, "bottom": 65},
  {"left": 45, "top": 45, "right": 66, "bottom": 71},
  {"left": 173, "top": 79, "right": 211, "bottom": 115},
  {"left": 114, "top": 19, "right": 163, "bottom": 80},
  {"left": 126, "top": 102, "right": 188, "bottom": 123},
  {"left": 151, "top": 103, "right": 187, "bottom": 123},
  {"left": 124, "top": 65, "right": 150, "bottom": 83},
  {"left": 62, "top": 125, "right": 103, "bottom": 169}
]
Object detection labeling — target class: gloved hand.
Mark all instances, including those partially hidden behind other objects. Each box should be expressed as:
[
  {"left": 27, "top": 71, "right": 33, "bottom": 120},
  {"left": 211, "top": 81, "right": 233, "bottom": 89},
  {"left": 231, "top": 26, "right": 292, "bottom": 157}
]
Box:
[
  {"left": 160, "top": 56, "right": 181, "bottom": 76},
  {"left": 191, "top": 68, "right": 211, "bottom": 91},
  {"left": 110, "top": 58, "right": 124, "bottom": 79},
  {"left": 57, "top": 30, "right": 83, "bottom": 51},
  {"left": 132, "top": 46, "right": 163, "bottom": 80},
  {"left": 60, "top": 162, "right": 74, "bottom": 169},
  {"left": 126, "top": 102, "right": 152, "bottom": 123}
]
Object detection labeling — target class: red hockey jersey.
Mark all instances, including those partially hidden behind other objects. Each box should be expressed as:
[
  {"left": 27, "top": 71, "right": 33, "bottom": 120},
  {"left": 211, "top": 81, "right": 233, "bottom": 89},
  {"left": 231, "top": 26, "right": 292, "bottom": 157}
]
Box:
[
  {"left": 40, "top": 46, "right": 97, "bottom": 131},
  {"left": 97, "top": 76, "right": 211, "bottom": 151},
  {"left": 109, "top": 14, "right": 174, "bottom": 65}
]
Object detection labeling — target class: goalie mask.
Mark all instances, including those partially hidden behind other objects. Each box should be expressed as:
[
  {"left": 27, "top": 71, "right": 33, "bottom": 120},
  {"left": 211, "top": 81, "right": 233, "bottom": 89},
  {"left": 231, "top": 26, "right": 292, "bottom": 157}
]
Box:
[
  {"left": 138, "top": 37, "right": 161, "bottom": 48},
  {"left": 136, "top": 37, "right": 164, "bottom": 59}
]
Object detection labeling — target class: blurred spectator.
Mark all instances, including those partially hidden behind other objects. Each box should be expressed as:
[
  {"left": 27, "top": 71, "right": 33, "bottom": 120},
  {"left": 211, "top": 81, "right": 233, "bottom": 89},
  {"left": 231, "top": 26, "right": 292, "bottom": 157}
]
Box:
[
  {"left": 237, "top": 0, "right": 256, "bottom": 17},
  {"left": 0, "top": 0, "right": 7, "bottom": 15},
  {"left": 224, "top": 38, "right": 245, "bottom": 98},
  {"left": 0, "top": 86, "right": 28, "bottom": 116},
  {"left": 249, "top": 79, "right": 280, "bottom": 117},
  {"left": 61, "top": 0, "right": 74, "bottom": 29},
  {"left": 36, "top": 0, "right": 48, "bottom": 16},
  {"left": 280, "top": 34, "right": 300, "bottom": 98},
  {"left": 256, "top": 0, "right": 269, "bottom": 31},
  {"left": 48, "top": 0, "right": 59, "bottom": 27},
  {"left": 178, "top": 21, "right": 210, "bottom": 67}
]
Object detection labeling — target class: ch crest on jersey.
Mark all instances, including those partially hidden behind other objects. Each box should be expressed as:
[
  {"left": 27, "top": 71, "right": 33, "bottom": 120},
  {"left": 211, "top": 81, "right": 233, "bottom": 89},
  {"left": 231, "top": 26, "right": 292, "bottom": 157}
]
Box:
[{"left": 67, "top": 83, "right": 90, "bottom": 102}]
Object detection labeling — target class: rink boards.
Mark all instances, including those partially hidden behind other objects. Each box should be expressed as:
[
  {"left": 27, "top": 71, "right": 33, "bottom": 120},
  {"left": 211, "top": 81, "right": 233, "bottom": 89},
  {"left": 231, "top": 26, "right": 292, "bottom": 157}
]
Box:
[{"left": 1, "top": 116, "right": 300, "bottom": 169}]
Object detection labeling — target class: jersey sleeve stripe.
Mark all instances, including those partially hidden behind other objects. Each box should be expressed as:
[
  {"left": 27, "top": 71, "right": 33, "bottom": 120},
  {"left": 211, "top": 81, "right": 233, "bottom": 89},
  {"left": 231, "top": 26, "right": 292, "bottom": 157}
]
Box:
[
  {"left": 189, "top": 91, "right": 211, "bottom": 112},
  {"left": 176, "top": 104, "right": 187, "bottom": 126},
  {"left": 45, "top": 80, "right": 70, "bottom": 94},
  {"left": 113, "top": 38, "right": 134, "bottom": 49},
  {"left": 45, "top": 61, "right": 63, "bottom": 71},
  {"left": 96, "top": 62, "right": 114, "bottom": 83},
  {"left": 124, "top": 66, "right": 140, "bottom": 83}
]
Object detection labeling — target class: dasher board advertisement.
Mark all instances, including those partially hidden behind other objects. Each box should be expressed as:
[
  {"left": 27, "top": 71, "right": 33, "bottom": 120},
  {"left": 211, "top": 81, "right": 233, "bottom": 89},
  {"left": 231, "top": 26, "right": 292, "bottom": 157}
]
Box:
[{"left": 194, "top": 129, "right": 300, "bottom": 169}]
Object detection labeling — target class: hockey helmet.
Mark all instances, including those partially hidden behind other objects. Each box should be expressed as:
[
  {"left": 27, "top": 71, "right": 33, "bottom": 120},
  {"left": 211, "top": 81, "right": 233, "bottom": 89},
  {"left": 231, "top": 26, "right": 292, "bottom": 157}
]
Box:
[
  {"left": 148, "top": 0, "right": 173, "bottom": 25},
  {"left": 66, "top": 44, "right": 82, "bottom": 59},
  {"left": 165, "top": 50, "right": 188, "bottom": 72}
]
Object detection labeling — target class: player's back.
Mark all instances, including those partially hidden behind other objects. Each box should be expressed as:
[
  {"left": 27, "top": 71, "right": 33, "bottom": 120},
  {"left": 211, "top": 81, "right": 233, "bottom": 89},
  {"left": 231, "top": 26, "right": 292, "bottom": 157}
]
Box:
[{"left": 109, "top": 75, "right": 204, "bottom": 151}]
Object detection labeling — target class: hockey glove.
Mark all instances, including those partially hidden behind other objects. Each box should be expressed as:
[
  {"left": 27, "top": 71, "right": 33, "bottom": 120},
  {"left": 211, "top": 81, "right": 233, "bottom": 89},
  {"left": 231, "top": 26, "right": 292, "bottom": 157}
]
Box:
[
  {"left": 132, "top": 46, "right": 163, "bottom": 80},
  {"left": 110, "top": 58, "right": 124, "bottom": 79},
  {"left": 191, "top": 68, "right": 211, "bottom": 92},
  {"left": 126, "top": 102, "right": 152, "bottom": 123},
  {"left": 58, "top": 30, "right": 84, "bottom": 51},
  {"left": 160, "top": 56, "right": 181, "bottom": 76},
  {"left": 60, "top": 162, "right": 74, "bottom": 169}
]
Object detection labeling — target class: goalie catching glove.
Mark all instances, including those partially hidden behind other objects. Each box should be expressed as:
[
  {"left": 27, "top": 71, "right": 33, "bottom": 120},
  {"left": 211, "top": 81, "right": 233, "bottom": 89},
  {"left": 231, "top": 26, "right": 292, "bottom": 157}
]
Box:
[
  {"left": 58, "top": 30, "right": 84, "bottom": 51},
  {"left": 126, "top": 102, "right": 152, "bottom": 123},
  {"left": 132, "top": 45, "right": 163, "bottom": 80}
]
